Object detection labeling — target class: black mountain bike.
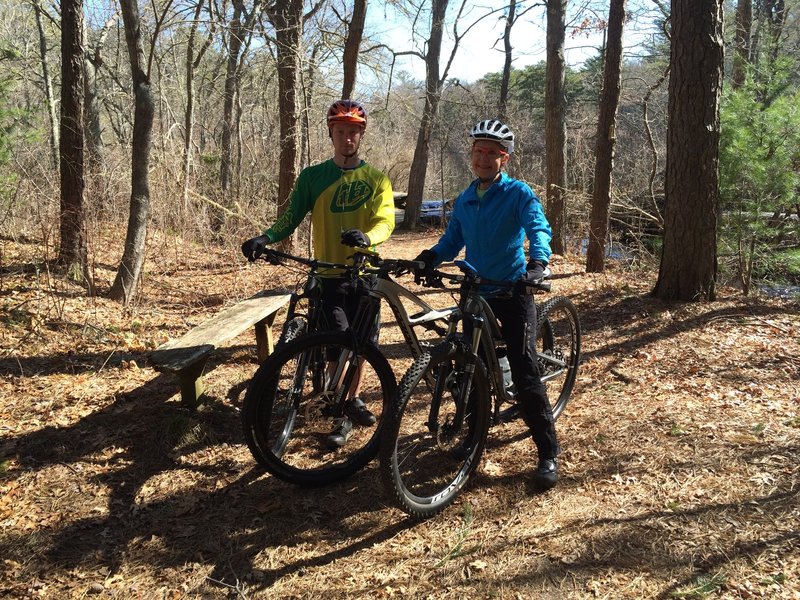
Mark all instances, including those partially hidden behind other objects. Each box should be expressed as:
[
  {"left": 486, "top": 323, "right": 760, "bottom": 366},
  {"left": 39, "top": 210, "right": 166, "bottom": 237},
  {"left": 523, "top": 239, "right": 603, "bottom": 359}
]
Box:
[
  {"left": 379, "top": 260, "right": 581, "bottom": 518},
  {"left": 241, "top": 248, "right": 455, "bottom": 487}
]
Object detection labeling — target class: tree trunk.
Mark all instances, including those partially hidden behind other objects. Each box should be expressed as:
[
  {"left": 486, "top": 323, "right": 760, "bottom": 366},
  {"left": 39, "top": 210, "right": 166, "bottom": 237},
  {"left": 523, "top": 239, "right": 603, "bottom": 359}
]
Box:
[
  {"left": 341, "top": 0, "right": 367, "bottom": 99},
  {"left": 84, "top": 53, "right": 104, "bottom": 173},
  {"left": 182, "top": 0, "right": 212, "bottom": 209},
  {"left": 220, "top": 1, "right": 245, "bottom": 196},
  {"left": 731, "top": 0, "right": 752, "bottom": 88},
  {"left": 300, "top": 45, "right": 318, "bottom": 171},
  {"left": 402, "top": 0, "right": 448, "bottom": 230},
  {"left": 267, "top": 0, "right": 304, "bottom": 253},
  {"left": 33, "top": 0, "right": 59, "bottom": 170},
  {"left": 57, "top": 0, "right": 90, "bottom": 286},
  {"left": 498, "top": 0, "right": 516, "bottom": 120},
  {"left": 109, "top": 0, "right": 156, "bottom": 305},
  {"left": 544, "top": 0, "right": 567, "bottom": 255},
  {"left": 586, "top": 0, "right": 626, "bottom": 273},
  {"left": 652, "top": 0, "right": 723, "bottom": 301}
]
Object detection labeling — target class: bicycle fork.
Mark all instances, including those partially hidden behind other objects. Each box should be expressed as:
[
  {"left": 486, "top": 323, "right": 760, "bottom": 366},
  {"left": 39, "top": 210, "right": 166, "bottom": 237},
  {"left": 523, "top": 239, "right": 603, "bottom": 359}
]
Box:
[
  {"left": 426, "top": 313, "right": 485, "bottom": 440},
  {"left": 324, "top": 287, "right": 381, "bottom": 417}
]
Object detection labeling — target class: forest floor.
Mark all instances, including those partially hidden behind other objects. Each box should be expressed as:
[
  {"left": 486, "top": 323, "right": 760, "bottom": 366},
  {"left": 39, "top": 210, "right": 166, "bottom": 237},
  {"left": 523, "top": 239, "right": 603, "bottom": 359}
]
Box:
[{"left": 1, "top": 229, "right": 799, "bottom": 599}]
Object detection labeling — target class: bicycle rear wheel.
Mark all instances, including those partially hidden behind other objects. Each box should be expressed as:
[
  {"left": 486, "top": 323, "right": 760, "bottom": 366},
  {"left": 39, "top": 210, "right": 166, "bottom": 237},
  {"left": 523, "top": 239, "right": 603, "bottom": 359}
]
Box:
[
  {"left": 242, "top": 331, "right": 395, "bottom": 486},
  {"left": 536, "top": 296, "right": 581, "bottom": 419},
  {"left": 380, "top": 339, "right": 491, "bottom": 518}
]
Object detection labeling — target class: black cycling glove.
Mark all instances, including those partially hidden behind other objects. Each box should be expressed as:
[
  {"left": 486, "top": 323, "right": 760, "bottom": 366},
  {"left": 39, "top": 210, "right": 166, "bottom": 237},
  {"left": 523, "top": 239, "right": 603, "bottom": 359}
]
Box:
[
  {"left": 523, "top": 260, "right": 546, "bottom": 282},
  {"left": 241, "top": 235, "right": 270, "bottom": 262},
  {"left": 414, "top": 249, "right": 438, "bottom": 269},
  {"left": 341, "top": 229, "right": 370, "bottom": 248}
]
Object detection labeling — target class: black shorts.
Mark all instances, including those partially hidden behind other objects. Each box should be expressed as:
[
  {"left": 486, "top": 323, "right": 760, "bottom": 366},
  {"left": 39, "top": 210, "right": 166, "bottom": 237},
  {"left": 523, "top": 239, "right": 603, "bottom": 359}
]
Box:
[{"left": 319, "top": 276, "right": 380, "bottom": 354}]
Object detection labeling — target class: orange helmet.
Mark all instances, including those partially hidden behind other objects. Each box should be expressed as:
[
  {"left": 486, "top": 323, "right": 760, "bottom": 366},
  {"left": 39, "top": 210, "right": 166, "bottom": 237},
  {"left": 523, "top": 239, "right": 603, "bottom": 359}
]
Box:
[{"left": 327, "top": 100, "right": 367, "bottom": 129}]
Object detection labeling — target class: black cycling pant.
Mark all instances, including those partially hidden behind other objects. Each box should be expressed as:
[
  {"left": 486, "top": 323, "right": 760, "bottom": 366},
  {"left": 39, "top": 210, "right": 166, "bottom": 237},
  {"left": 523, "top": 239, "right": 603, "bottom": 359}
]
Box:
[{"left": 486, "top": 293, "right": 560, "bottom": 460}]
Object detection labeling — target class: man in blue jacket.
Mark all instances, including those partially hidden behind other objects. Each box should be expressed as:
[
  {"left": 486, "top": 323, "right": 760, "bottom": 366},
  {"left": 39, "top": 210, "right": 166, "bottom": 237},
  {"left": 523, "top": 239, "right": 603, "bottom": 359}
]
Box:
[{"left": 415, "top": 119, "right": 560, "bottom": 490}]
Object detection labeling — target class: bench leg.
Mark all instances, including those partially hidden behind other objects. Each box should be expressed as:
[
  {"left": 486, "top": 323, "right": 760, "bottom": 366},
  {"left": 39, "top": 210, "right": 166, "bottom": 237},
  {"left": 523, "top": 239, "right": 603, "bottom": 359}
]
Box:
[
  {"left": 176, "top": 358, "right": 208, "bottom": 408},
  {"left": 255, "top": 311, "right": 279, "bottom": 362}
]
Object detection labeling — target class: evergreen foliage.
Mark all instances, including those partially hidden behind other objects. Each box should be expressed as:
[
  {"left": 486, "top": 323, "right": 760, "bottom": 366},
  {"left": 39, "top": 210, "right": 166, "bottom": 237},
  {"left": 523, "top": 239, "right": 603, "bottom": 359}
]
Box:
[{"left": 719, "top": 64, "right": 800, "bottom": 291}]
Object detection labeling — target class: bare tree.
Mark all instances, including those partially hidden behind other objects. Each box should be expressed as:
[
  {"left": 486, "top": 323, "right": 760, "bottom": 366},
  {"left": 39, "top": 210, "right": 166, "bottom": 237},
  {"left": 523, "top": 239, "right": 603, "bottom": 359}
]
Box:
[
  {"left": 732, "top": 0, "right": 752, "bottom": 88},
  {"left": 498, "top": 0, "right": 517, "bottom": 120},
  {"left": 220, "top": 0, "right": 260, "bottom": 200},
  {"left": 57, "top": 0, "right": 90, "bottom": 286},
  {"left": 31, "top": 0, "right": 58, "bottom": 169},
  {"left": 652, "top": 0, "right": 723, "bottom": 301},
  {"left": 402, "top": 0, "right": 449, "bottom": 230},
  {"left": 586, "top": 0, "right": 626, "bottom": 273},
  {"left": 182, "top": 0, "right": 214, "bottom": 208},
  {"left": 109, "top": 0, "right": 156, "bottom": 304},
  {"left": 265, "top": 0, "right": 305, "bottom": 253},
  {"left": 544, "top": 0, "right": 567, "bottom": 254},
  {"left": 84, "top": 14, "right": 116, "bottom": 173},
  {"left": 341, "top": 0, "right": 367, "bottom": 99},
  {"left": 400, "top": 0, "right": 493, "bottom": 229}
]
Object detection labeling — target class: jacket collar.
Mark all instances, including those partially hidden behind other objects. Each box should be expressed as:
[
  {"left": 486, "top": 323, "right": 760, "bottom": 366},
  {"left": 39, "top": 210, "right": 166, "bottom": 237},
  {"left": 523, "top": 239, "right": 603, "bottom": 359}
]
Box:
[{"left": 466, "top": 171, "right": 509, "bottom": 202}]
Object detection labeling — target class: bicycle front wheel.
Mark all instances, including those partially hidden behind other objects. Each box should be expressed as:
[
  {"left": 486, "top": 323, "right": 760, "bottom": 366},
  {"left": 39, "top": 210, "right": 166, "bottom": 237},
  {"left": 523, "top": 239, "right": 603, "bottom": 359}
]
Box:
[
  {"left": 242, "top": 331, "right": 395, "bottom": 486},
  {"left": 380, "top": 339, "right": 491, "bottom": 518},
  {"left": 276, "top": 316, "right": 308, "bottom": 347},
  {"left": 536, "top": 296, "right": 581, "bottom": 420}
]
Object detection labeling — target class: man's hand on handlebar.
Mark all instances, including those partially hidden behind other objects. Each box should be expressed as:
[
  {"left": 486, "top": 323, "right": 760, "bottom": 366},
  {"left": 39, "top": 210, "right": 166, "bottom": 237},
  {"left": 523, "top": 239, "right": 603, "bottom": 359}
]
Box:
[
  {"left": 241, "top": 235, "right": 270, "bottom": 262},
  {"left": 341, "top": 229, "right": 370, "bottom": 248}
]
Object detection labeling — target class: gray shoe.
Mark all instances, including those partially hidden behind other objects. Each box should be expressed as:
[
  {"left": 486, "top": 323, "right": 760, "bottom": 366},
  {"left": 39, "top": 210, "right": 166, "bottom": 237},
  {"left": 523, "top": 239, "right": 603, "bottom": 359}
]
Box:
[
  {"left": 326, "top": 417, "right": 353, "bottom": 448},
  {"left": 533, "top": 458, "right": 558, "bottom": 490}
]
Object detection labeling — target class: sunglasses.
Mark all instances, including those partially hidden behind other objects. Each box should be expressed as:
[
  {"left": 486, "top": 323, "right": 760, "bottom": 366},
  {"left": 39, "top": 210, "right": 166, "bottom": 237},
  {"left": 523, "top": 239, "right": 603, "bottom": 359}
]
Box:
[{"left": 471, "top": 147, "right": 508, "bottom": 159}]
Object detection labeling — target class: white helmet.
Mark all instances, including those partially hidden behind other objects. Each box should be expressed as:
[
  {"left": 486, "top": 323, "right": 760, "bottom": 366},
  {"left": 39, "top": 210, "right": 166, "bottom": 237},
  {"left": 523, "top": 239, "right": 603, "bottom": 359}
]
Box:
[{"left": 469, "top": 119, "right": 514, "bottom": 154}]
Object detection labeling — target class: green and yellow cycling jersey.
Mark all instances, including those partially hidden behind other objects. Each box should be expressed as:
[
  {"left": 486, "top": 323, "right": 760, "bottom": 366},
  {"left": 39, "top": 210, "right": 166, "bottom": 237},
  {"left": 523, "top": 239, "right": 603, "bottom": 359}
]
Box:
[{"left": 264, "top": 159, "right": 395, "bottom": 270}]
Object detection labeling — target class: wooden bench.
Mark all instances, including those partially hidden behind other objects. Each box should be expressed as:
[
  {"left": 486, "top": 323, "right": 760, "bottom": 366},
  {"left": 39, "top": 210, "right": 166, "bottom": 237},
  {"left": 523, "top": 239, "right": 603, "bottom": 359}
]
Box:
[{"left": 149, "top": 290, "right": 291, "bottom": 407}]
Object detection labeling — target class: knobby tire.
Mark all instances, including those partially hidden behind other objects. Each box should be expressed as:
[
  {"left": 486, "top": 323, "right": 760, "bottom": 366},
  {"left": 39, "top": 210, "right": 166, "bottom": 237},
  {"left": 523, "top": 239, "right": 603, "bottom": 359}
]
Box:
[
  {"left": 242, "top": 330, "right": 395, "bottom": 486},
  {"left": 380, "top": 339, "right": 491, "bottom": 518}
]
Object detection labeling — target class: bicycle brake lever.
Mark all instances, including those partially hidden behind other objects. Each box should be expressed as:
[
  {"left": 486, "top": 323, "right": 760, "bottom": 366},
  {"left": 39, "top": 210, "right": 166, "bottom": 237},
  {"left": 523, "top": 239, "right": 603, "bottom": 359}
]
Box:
[{"left": 261, "top": 249, "right": 283, "bottom": 265}]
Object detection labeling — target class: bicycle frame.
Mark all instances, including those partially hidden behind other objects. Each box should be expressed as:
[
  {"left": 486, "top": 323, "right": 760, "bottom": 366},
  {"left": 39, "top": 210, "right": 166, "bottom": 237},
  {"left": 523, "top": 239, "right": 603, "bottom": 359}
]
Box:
[
  {"left": 264, "top": 247, "right": 459, "bottom": 362},
  {"left": 422, "top": 259, "right": 556, "bottom": 427},
  {"left": 371, "top": 276, "right": 457, "bottom": 359}
]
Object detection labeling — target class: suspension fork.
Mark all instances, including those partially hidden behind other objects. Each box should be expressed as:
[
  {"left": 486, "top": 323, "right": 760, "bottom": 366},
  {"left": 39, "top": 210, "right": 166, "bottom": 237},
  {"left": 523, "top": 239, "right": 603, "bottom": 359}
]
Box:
[
  {"left": 326, "top": 277, "right": 381, "bottom": 414},
  {"left": 426, "top": 311, "right": 484, "bottom": 435}
]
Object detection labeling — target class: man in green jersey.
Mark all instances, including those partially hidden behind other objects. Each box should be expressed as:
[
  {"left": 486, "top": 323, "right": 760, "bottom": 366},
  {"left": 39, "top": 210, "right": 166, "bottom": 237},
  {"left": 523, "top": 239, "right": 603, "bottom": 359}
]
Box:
[{"left": 242, "top": 100, "right": 395, "bottom": 448}]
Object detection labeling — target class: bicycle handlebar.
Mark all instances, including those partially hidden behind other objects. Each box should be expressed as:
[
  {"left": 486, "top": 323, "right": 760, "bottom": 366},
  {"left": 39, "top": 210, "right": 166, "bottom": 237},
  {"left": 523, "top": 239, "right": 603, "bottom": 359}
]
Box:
[
  {"left": 256, "top": 246, "right": 426, "bottom": 278},
  {"left": 414, "top": 260, "right": 551, "bottom": 294},
  {"left": 256, "top": 247, "right": 551, "bottom": 293}
]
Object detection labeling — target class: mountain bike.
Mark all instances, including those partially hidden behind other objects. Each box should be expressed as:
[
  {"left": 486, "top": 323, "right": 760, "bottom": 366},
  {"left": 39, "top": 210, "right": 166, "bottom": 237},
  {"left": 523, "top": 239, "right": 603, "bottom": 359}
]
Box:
[
  {"left": 241, "top": 248, "right": 457, "bottom": 487},
  {"left": 379, "top": 260, "right": 581, "bottom": 518}
]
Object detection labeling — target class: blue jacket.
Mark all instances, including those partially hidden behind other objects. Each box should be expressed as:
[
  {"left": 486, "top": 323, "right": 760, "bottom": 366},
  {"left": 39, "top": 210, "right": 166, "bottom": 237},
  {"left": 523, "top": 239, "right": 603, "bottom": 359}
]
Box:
[{"left": 431, "top": 172, "right": 552, "bottom": 282}]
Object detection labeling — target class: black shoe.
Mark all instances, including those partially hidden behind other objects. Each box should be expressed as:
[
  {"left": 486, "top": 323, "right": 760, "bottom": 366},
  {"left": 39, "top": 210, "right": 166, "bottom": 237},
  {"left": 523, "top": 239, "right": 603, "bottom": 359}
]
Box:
[
  {"left": 345, "top": 397, "right": 376, "bottom": 426},
  {"left": 533, "top": 458, "right": 558, "bottom": 490},
  {"left": 327, "top": 417, "right": 353, "bottom": 448},
  {"left": 497, "top": 403, "right": 521, "bottom": 423}
]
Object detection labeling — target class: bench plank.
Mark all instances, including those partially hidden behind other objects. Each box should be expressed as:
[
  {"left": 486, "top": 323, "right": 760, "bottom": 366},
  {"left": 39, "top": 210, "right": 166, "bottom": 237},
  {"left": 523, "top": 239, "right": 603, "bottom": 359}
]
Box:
[{"left": 150, "top": 290, "right": 291, "bottom": 406}]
